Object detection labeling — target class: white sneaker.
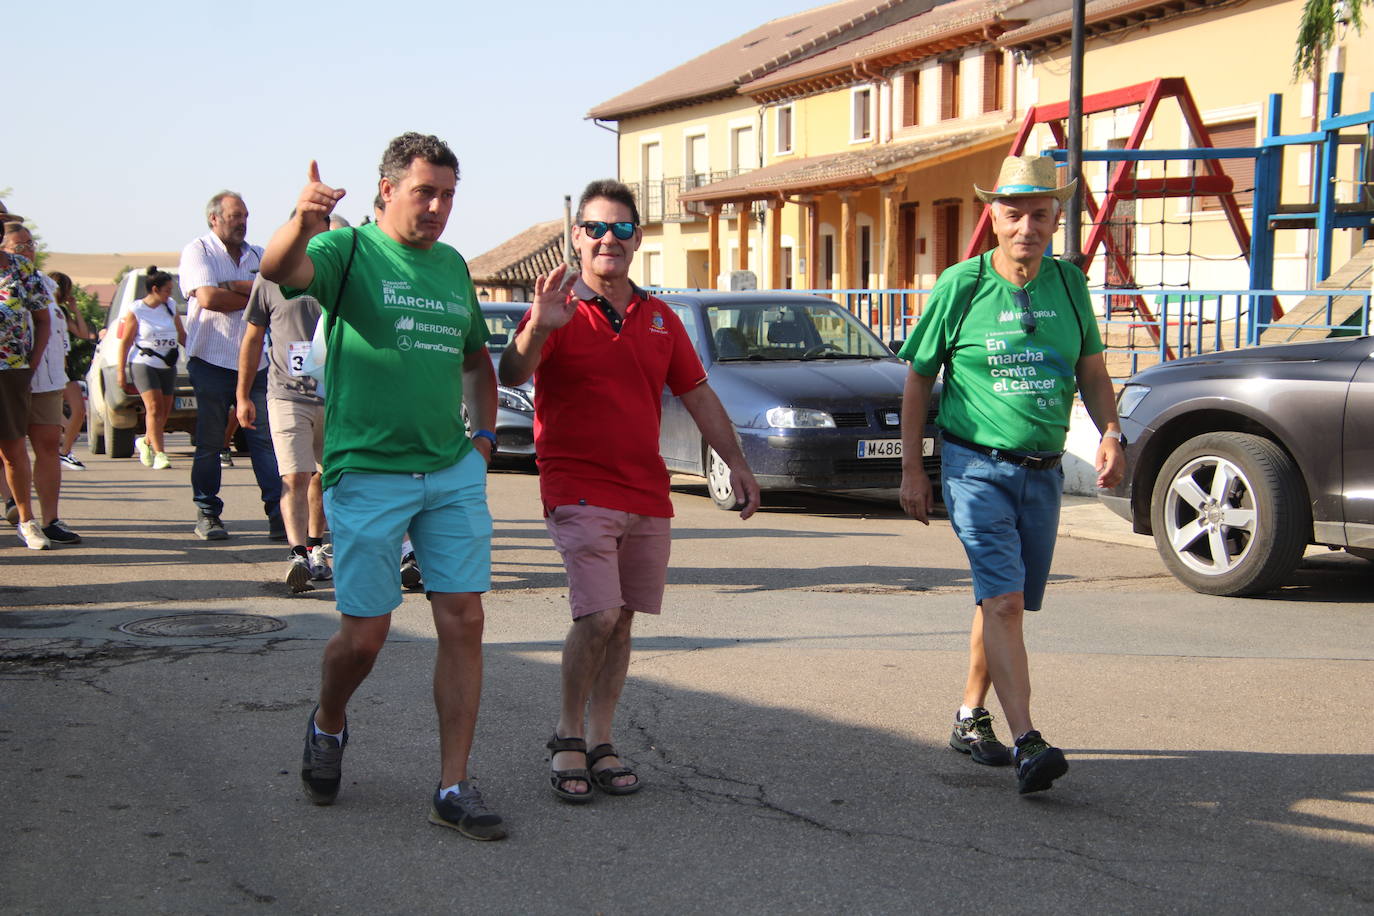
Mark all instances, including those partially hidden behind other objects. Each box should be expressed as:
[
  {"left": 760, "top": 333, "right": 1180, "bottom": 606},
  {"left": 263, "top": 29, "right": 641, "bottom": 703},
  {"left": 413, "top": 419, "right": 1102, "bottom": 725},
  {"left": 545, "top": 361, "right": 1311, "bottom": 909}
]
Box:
[
  {"left": 18, "top": 519, "right": 50, "bottom": 550},
  {"left": 135, "top": 436, "right": 153, "bottom": 467},
  {"left": 309, "top": 544, "right": 333, "bottom": 580},
  {"left": 152, "top": 452, "right": 171, "bottom": 470}
]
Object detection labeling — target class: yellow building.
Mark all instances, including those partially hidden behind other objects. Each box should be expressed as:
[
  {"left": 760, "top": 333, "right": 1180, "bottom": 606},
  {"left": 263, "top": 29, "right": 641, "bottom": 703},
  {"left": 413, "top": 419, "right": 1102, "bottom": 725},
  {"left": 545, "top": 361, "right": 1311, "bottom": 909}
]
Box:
[{"left": 590, "top": 0, "right": 1373, "bottom": 312}]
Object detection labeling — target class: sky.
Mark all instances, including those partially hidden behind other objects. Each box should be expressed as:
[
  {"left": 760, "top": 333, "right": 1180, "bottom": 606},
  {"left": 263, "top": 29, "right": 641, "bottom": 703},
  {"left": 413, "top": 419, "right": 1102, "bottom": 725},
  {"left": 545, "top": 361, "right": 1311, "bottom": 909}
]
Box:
[{"left": 8, "top": 0, "right": 806, "bottom": 260}]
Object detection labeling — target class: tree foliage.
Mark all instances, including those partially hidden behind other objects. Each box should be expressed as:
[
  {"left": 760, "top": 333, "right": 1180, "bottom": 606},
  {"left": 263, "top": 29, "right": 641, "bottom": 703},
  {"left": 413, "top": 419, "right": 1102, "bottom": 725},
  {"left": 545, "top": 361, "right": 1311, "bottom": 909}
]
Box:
[{"left": 1294, "top": 0, "right": 1367, "bottom": 79}]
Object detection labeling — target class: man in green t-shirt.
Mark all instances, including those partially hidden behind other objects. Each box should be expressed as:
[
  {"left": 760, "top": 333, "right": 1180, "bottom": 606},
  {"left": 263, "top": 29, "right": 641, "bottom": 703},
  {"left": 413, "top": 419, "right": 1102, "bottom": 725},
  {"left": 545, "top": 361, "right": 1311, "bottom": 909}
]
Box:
[
  {"left": 262, "top": 132, "right": 505, "bottom": 841},
  {"left": 896, "top": 155, "right": 1126, "bottom": 795}
]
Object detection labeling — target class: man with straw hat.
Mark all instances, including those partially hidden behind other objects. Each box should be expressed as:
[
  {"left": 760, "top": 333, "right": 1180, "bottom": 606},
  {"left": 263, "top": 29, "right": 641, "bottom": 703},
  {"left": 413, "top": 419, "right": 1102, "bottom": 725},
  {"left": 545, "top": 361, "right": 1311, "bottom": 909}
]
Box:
[{"left": 896, "top": 155, "right": 1126, "bottom": 794}]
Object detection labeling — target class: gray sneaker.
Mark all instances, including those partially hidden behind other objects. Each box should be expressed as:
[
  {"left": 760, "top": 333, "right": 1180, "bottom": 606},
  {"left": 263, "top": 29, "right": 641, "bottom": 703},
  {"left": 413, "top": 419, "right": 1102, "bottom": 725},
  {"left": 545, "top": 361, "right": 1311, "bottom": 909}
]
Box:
[
  {"left": 287, "top": 554, "right": 313, "bottom": 593},
  {"left": 194, "top": 515, "right": 229, "bottom": 541},
  {"left": 300, "top": 706, "right": 348, "bottom": 805},
  {"left": 428, "top": 780, "right": 507, "bottom": 841}
]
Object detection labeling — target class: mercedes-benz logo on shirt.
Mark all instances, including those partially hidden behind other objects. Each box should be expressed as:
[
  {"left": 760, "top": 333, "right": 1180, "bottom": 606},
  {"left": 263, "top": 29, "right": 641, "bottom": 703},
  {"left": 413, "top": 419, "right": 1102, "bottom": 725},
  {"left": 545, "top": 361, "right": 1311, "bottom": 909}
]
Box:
[{"left": 397, "top": 335, "right": 413, "bottom": 352}]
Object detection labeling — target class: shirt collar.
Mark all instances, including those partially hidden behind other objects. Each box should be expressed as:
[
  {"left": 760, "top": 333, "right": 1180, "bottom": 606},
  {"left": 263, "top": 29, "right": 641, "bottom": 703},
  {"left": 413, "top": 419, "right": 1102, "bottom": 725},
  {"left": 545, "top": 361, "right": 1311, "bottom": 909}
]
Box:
[
  {"left": 202, "top": 230, "right": 257, "bottom": 267},
  {"left": 571, "top": 276, "right": 647, "bottom": 308}
]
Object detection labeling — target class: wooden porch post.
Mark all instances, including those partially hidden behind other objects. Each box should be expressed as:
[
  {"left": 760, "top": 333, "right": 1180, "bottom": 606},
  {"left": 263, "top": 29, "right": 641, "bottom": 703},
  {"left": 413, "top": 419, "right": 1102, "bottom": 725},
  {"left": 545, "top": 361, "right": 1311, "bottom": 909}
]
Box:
[
  {"left": 800, "top": 195, "right": 819, "bottom": 290},
  {"left": 737, "top": 202, "right": 751, "bottom": 273},
  {"left": 706, "top": 204, "right": 720, "bottom": 290},
  {"left": 768, "top": 197, "right": 784, "bottom": 289},
  {"left": 839, "top": 191, "right": 856, "bottom": 290}
]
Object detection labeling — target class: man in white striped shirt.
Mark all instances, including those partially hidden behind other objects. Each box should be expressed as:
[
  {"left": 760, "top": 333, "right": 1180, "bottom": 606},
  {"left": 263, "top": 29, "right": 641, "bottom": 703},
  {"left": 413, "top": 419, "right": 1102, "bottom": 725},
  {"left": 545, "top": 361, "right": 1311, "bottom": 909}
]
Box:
[{"left": 178, "top": 190, "right": 282, "bottom": 541}]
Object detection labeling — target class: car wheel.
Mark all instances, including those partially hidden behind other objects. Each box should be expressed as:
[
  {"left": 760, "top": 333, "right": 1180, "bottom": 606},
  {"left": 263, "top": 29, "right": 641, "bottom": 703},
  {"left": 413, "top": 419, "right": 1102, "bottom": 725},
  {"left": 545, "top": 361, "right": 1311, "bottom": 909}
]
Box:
[
  {"left": 1149, "top": 432, "right": 1308, "bottom": 597},
  {"left": 705, "top": 446, "right": 737, "bottom": 510},
  {"left": 109, "top": 425, "right": 136, "bottom": 460}
]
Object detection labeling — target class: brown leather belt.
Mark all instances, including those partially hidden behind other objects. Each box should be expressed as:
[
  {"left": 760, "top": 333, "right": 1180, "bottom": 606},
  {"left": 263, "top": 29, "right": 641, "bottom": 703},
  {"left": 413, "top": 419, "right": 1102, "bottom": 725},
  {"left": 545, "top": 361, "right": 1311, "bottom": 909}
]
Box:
[{"left": 941, "top": 432, "right": 1063, "bottom": 471}]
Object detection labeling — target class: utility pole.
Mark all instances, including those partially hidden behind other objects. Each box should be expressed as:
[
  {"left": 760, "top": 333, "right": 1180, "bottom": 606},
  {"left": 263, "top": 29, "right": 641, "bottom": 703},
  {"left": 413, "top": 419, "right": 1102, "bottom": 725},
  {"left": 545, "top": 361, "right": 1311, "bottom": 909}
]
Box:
[{"left": 1064, "top": 0, "right": 1086, "bottom": 265}]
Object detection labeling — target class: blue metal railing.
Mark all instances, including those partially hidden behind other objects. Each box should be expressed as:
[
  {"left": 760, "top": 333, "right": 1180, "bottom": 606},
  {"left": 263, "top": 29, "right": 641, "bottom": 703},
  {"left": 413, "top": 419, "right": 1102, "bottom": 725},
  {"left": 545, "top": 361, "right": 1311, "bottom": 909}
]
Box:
[{"left": 657, "top": 285, "right": 1372, "bottom": 380}]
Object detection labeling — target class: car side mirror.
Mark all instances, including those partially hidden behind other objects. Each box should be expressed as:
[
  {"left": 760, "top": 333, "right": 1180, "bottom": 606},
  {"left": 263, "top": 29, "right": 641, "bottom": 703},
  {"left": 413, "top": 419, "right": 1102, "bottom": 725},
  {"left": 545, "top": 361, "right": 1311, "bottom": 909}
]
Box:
[{"left": 887, "top": 338, "right": 905, "bottom": 354}]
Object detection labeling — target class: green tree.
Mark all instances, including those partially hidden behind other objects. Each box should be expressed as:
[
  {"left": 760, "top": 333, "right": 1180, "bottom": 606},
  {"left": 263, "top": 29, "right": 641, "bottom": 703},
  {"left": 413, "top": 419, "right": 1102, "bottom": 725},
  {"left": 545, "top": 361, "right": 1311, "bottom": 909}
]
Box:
[{"left": 1294, "top": 0, "right": 1367, "bottom": 78}]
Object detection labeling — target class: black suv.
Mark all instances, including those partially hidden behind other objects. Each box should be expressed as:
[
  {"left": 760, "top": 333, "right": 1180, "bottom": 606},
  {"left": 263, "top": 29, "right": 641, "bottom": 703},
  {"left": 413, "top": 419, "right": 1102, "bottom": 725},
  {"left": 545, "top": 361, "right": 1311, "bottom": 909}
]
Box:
[{"left": 1100, "top": 335, "right": 1374, "bottom": 596}]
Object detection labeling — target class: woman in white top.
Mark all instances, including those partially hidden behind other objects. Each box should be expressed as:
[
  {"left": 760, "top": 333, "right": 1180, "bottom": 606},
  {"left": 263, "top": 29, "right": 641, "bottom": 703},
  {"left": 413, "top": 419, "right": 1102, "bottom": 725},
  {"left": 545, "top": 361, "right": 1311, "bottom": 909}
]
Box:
[{"left": 117, "top": 266, "right": 185, "bottom": 469}]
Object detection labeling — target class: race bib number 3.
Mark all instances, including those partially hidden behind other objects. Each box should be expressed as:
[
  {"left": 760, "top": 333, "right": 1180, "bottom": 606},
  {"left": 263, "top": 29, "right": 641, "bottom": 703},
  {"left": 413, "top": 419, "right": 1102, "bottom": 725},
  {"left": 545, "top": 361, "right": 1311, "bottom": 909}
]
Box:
[{"left": 287, "top": 340, "right": 311, "bottom": 377}]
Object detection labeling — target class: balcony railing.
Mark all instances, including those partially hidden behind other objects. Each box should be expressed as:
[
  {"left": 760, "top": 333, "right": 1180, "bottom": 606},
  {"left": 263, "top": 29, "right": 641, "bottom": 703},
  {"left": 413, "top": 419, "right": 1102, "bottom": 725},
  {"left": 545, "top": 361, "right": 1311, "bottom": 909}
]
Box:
[{"left": 631, "top": 171, "right": 763, "bottom": 224}]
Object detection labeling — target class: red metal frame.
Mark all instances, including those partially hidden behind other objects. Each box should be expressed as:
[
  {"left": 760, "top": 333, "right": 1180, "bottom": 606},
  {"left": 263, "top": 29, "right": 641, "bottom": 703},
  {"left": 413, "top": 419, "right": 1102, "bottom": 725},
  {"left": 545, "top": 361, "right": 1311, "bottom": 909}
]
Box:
[{"left": 963, "top": 78, "right": 1263, "bottom": 357}]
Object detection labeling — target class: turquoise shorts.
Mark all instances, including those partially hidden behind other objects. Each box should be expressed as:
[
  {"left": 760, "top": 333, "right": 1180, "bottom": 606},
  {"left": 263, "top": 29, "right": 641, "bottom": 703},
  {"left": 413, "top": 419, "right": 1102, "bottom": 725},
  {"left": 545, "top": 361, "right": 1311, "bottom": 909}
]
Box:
[{"left": 324, "top": 450, "right": 492, "bottom": 617}]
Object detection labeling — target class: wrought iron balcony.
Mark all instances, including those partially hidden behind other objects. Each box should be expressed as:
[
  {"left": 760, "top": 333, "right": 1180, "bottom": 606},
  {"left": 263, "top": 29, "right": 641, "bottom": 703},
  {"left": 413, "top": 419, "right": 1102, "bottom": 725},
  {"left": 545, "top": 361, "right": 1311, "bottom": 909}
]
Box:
[{"left": 630, "top": 171, "right": 763, "bottom": 225}]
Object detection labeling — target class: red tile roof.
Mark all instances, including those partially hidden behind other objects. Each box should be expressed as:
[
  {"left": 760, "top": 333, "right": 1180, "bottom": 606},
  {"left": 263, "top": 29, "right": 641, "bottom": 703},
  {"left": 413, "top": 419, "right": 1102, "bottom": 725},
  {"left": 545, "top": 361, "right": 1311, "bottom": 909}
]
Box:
[{"left": 587, "top": 0, "right": 942, "bottom": 120}]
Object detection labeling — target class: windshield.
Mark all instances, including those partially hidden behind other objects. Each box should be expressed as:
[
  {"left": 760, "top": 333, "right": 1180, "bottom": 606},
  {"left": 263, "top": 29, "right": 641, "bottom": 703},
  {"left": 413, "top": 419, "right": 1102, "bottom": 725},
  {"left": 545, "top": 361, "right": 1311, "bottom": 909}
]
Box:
[
  {"left": 705, "top": 301, "right": 890, "bottom": 361},
  {"left": 480, "top": 306, "right": 529, "bottom": 353}
]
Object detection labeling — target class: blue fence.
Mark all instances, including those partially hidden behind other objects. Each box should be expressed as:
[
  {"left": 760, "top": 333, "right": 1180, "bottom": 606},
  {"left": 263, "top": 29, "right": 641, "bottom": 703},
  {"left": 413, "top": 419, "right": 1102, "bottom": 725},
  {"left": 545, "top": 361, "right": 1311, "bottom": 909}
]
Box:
[{"left": 661, "top": 286, "right": 1372, "bottom": 380}]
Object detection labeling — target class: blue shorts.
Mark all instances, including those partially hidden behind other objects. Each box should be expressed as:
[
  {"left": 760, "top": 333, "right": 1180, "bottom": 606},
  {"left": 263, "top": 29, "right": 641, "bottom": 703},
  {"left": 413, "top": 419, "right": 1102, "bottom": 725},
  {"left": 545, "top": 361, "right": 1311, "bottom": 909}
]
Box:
[
  {"left": 324, "top": 450, "right": 492, "bottom": 617},
  {"left": 940, "top": 438, "right": 1063, "bottom": 611}
]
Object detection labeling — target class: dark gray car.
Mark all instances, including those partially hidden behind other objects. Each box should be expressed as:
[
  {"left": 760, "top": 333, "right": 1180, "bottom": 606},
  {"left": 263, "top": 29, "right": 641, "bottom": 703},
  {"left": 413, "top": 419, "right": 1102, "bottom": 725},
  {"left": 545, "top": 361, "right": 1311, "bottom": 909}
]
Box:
[
  {"left": 479, "top": 303, "right": 535, "bottom": 462},
  {"left": 1100, "top": 335, "right": 1374, "bottom": 596},
  {"left": 656, "top": 291, "right": 940, "bottom": 508}
]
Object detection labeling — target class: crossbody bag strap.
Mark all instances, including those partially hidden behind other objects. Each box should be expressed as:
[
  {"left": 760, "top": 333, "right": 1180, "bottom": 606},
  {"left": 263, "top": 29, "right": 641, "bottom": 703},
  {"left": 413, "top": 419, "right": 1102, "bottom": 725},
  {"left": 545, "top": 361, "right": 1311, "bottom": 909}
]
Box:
[
  {"left": 323, "top": 227, "right": 359, "bottom": 346},
  {"left": 1053, "top": 257, "right": 1088, "bottom": 347},
  {"left": 943, "top": 251, "right": 985, "bottom": 383}
]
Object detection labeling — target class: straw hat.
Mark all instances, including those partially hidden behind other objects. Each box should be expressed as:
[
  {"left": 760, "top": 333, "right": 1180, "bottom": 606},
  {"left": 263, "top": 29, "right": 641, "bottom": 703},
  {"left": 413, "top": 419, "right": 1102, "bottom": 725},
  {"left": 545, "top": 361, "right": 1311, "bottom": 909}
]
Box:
[{"left": 974, "top": 155, "right": 1077, "bottom": 204}]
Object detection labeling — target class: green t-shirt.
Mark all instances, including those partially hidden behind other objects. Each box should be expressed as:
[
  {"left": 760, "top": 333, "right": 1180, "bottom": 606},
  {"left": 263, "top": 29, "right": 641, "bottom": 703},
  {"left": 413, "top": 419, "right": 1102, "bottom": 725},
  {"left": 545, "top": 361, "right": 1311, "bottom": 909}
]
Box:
[
  {"left": 289, "top": 223, "right": 489, "bottom": 489},
  {"left": 897, "top": 252, "right": 1103, "bottom": 452}
]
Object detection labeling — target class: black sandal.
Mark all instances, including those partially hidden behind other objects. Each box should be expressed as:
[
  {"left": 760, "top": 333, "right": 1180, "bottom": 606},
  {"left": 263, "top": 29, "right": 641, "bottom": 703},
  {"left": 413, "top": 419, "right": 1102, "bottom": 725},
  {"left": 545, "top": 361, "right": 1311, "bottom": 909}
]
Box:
[
  {"left": 587, "top": 743, "right": 641, "bottom": 795},
  {"left": 546, "top": 734, "right": 593, "bottom": 804}
]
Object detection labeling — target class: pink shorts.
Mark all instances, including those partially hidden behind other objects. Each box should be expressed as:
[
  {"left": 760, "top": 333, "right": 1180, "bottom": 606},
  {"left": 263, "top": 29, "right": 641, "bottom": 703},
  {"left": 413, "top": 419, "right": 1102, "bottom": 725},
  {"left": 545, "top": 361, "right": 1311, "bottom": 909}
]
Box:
[{"left": 545, "top": 503, "right": 671, "bottom": 618}]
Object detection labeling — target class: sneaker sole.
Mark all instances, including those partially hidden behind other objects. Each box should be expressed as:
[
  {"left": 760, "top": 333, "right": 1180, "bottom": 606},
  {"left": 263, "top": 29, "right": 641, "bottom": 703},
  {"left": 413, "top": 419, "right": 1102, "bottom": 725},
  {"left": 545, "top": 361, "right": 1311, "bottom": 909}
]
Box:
[
  {"left": 949, "top": 734, "right": 1012, "bottom": 767},
  {"left": 427, "top": 806, "right": 507, "bottom": 841},
  {"left": 401, "top": 569, "right": 424, "bottom": 591},
  {"left": 287, "top": 563, "right": 314, "bottom": 594},
  {"left": 1017, "top": 749, "right": 1069, "bottom": 794}
]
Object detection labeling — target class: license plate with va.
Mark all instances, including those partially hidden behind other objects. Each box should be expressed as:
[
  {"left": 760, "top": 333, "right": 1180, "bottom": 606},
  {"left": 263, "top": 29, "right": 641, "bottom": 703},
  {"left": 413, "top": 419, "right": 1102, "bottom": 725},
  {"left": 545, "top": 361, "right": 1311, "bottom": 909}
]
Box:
[
  {"left": 173, "top": 396, "right": 198, "bottom": 411},
  {"left": 856, "top": 438, "right": 934, "bottom": 458}
]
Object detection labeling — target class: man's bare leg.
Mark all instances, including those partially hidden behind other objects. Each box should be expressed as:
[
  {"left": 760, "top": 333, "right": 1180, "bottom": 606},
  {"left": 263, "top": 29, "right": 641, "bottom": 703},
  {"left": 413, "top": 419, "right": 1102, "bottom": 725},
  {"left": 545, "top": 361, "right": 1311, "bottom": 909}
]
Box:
[
  {"left": 431, "top": 591, "right": 485, "bottom": 786},
  {"left": 961, "top": 605, "right": 993, "bottom": 710},
  {"left": 976, "top": 591, "right": 1032, "bottom": 738},
  {"left": 315, "top": 612, "right": 392, "bottom": 733},
  {"left": 279, "top": 471, "right": 312, "bottom": 547},
  {"left": 552, "top": 607, "right": 622, "bottom": 794},
  {"left": 308, "top": 472, "right": 327, "bottom": 540},
  {"left": 587, "top": 608, "right": 637, "bottom": 789}
]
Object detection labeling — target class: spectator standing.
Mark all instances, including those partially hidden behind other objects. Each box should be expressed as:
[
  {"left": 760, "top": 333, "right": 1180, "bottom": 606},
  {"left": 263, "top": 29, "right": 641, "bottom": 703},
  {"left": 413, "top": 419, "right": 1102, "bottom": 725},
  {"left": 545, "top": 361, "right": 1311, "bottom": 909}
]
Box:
[
  {"left": 117, "top": 267, "right": 186, "bottom": 470},
  {"left": 178, "top": 191, "right": 282, "bottom": 540},
  {"left": 500, "top": 179, "right": 759, "bottom": 803},
  {"left": 896, "top": 156, "right": 1126, "bottom": 795},
  {"left": 236, "top": 214, "right": 350, "bottom": 592},
  {"left": 2, "top": 225, "right": 71, "bottom": 546},
  {"left": 262, "top": 133, "right": 506, "bottom": 840},
  {"left": 48, "top": 272, "right": 95, "bottom": 471}
]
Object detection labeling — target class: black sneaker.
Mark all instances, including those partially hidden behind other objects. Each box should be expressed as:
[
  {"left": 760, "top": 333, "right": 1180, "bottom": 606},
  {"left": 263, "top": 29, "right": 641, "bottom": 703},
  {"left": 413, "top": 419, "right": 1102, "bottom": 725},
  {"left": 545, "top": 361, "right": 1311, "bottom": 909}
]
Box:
[
  {"left": 42, "top": 520, "right": 82, "bottom": 545},
  {"left": 267, "top": 509, "right": 287, "bottom": 542},
  {"left": 194, "top": 515, "right": 229, "bottom": 541},
  {"left": 219, "top": 449, "right": 234, "bottom": 468},
  {"left": 949, "top": 707, "right": 1012, "bottom": 766},
  {"left": 4, "top": 497, "right": 17, "bottom": 527},
  {"left": 1014, "top": 730, "right": 1068, "bottom": 794},
  {"left": 428, "top": 781, "right": 507, "bottom": 841},
  {"left": 59, "top": 452, "right": 87, "bottom": 471},
  {"left": 300, "top": 706, "right": 348, "bottom": 805},
  {"left": 400, "top": 552, "right": 424, "bottom": 591}
]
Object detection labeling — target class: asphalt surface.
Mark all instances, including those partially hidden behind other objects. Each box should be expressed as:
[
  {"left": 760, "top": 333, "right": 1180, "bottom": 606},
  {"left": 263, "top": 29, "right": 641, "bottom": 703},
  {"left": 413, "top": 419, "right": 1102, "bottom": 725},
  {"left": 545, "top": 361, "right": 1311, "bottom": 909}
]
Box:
[{"left": 3, "top": 438, "right": 1373, "bottom": 914}]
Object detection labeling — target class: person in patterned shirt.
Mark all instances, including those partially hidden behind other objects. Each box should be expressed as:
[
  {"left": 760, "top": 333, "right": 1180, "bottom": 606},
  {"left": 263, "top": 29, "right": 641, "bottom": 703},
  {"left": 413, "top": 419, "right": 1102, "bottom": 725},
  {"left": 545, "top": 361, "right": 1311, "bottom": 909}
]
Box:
[{"left": 0, "top": 219, "right": 53, "bottom": 549}]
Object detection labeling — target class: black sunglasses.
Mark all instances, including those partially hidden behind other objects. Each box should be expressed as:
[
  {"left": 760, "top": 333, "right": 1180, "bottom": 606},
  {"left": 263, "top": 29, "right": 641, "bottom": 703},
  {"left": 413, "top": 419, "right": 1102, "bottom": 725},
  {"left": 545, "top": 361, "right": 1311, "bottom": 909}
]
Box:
[
  {"left": 578, "top": 220, "right": 636, "bottom": 240},
  {"left": 1013, "top": 288, "right": 1036, "bottom": 335}
]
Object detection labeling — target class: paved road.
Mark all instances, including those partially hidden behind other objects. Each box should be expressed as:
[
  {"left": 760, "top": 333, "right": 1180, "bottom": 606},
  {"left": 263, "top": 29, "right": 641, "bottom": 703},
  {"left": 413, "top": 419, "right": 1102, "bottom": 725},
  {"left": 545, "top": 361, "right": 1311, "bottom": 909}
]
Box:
[{"left": 3, "top": 440, "right": 1373, "bottom": 914}]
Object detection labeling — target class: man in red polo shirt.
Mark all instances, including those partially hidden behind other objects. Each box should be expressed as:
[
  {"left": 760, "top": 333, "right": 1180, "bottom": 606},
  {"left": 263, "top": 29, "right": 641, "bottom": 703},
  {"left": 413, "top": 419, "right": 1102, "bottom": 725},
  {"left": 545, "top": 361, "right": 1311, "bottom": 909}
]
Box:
[{"left": 501, "top": 179, "right": 759, "bottom": 804}]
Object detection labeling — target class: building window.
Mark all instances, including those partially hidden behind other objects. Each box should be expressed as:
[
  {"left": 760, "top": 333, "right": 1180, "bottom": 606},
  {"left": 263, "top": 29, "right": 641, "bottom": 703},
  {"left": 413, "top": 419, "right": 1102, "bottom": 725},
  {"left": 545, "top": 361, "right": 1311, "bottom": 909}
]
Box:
[
  {"left": 901, "top": 70, "right": 920, "bottom": 127},
  {"left": 1197, "top": 118, "right": 1256, "bottom": 210},
  {"left": 941, "top": 59, "right": 961, "bottom": 120},
  {"left": 686, "top": 133, "right": 708, "bottom": 186},
  {"left": 730, "top": 125, "right": 756, "bottom": 172},
  {"left": 780, "top": 245, "right": 794, "bottom": 289},
  {"left": 822, "top": 233, "right": 836, "bottom": 288},
  {"left": 776, "top": 105, "right": 794, "bottom": 154},
  {"left": 982, "top": 51, "right": 1003, "bottom": 113},
  {"left": 642, "top": 250, "right": 662, "bottom": 288},
  {"left": 640, "top": 141, "right": 662, "bottom": 223},
  {"left": 852, "top": 87, "right": 874, "bottom": 141}
]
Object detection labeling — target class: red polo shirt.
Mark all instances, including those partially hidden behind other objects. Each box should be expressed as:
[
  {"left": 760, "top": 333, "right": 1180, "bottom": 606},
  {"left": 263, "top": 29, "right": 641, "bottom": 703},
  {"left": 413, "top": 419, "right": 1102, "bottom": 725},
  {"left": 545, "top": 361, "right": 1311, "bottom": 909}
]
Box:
[{"left": 521, "top": 280, "right": 706, "bottom": 517}]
